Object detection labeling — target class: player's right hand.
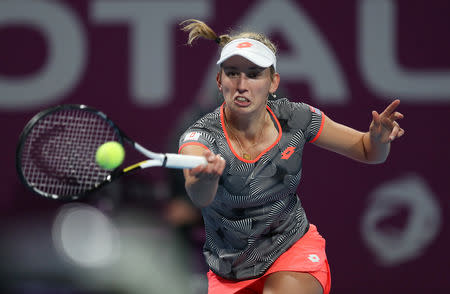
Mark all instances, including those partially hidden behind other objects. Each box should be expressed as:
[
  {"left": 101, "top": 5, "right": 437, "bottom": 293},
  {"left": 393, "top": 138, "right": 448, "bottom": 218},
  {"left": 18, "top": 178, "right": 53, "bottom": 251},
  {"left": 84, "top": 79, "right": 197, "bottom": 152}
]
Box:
[{"left": 188, "top": 149, "right": 226, "bottom": 181}]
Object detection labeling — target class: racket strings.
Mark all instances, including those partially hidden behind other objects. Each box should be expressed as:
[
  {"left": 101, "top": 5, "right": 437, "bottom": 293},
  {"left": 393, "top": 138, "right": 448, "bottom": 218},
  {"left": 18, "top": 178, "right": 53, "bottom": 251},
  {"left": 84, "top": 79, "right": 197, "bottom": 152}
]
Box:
[{"left": 20, "top": 109, "right": 119, "bottom": 198}]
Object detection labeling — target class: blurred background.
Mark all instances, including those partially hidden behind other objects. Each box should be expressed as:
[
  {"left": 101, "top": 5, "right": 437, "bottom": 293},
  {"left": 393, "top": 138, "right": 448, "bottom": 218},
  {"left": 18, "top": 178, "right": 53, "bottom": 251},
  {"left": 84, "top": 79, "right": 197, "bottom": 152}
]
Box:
[{"left": 0, "top": 0, "right": 449, "bottom": 293}]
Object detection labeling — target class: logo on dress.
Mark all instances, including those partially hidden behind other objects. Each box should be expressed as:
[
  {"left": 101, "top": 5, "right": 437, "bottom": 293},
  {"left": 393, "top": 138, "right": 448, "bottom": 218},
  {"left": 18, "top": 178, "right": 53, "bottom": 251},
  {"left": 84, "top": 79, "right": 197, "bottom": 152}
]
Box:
[
  {"left": 184, "top": 131, "right": 200, "bottom": 141},
  {"left": 308, "top": 254, "right": 320, "bottom": 263},
  {"left": 281, "top": 146, "right": 295, "bottom": 159},
  {"left": 309, "top": 105, "right": 322, "bottom": 115}
]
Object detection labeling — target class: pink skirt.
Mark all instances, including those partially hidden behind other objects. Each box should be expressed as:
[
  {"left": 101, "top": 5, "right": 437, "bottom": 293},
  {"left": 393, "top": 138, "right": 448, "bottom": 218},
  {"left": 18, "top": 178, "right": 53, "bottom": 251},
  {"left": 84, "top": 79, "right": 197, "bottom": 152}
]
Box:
[{"left": 207, "top": 224, "right": 331, "bottom": 294}]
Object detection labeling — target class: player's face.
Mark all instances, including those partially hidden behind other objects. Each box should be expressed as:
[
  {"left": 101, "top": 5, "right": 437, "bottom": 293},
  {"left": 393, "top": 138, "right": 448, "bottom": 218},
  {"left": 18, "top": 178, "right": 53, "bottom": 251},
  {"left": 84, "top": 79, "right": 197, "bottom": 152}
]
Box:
[{"left": 217, "top": 55, "right": 279, "bottom": 115}]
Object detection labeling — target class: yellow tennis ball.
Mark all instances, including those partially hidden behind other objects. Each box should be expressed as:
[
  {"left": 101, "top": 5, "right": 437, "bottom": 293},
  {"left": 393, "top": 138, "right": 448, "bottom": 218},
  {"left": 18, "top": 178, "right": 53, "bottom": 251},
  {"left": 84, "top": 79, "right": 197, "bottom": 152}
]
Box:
[{"left": 95, "top": 141, "right": 125, "bottom": 170}]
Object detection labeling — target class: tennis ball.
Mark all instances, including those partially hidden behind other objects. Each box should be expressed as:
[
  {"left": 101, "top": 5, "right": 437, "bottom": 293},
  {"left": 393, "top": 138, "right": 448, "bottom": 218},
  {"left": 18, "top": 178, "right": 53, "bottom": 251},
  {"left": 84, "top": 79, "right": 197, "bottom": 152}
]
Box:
[{"left": 95, "top": 141, "right": 125, "bottom": 170}]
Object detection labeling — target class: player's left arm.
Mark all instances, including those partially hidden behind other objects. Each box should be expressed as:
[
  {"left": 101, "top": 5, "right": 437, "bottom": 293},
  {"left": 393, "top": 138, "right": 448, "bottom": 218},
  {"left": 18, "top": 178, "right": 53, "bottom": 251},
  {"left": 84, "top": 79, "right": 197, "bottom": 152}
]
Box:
[{"left": 312, "top": 99, "right": 405, "bottom": 164}]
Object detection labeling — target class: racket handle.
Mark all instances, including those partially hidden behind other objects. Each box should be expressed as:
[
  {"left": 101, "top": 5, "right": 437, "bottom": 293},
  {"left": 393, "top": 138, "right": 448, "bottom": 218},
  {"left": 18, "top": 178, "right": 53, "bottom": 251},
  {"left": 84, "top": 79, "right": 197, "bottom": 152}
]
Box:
[{"left": 164, "top": 153, "right": 208, "bottom": 169}]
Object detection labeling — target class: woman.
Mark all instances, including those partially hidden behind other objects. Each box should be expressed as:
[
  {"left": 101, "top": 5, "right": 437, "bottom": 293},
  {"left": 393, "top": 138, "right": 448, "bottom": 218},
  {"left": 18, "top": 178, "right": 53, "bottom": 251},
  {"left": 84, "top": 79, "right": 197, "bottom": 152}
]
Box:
[{"left": 178, "top": 19, "right": 404, "bottom": 294}]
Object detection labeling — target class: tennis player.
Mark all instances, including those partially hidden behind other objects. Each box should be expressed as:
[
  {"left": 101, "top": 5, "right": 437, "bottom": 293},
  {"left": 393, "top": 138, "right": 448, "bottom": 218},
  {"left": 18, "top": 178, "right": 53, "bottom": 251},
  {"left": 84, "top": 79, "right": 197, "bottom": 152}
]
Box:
[{"left": 178, "top": 19, "right": 404, "bottom": 294}]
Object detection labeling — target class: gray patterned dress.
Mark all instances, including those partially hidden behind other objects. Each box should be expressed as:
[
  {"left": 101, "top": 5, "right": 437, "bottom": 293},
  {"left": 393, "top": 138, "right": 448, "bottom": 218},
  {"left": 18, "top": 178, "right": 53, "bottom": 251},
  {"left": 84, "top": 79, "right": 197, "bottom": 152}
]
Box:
[{"left": 179, "top": 98, "right": 324, "bottom": 281}]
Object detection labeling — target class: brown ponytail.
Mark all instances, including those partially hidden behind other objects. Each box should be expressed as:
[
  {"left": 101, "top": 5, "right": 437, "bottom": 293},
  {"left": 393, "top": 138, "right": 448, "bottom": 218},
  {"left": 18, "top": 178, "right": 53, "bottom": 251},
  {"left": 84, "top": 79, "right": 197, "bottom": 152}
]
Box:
[{"left": 180, "top": 19, "right": 231, "bottom": 47}]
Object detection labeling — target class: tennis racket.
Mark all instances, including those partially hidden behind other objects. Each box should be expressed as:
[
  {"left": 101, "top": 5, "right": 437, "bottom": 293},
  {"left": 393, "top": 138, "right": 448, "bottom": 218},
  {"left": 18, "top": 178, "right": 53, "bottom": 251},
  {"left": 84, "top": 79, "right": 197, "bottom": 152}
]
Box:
[{"left": 16, "top": 104, "right": 207, "bottom": 201}]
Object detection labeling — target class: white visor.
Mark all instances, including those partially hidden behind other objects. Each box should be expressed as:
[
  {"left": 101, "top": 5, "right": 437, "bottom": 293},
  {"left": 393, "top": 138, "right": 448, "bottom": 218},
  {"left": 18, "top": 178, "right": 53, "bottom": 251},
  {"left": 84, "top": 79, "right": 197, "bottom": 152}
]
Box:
[{"left": 216, "top": 38, "right": 276, "bottom": 70}]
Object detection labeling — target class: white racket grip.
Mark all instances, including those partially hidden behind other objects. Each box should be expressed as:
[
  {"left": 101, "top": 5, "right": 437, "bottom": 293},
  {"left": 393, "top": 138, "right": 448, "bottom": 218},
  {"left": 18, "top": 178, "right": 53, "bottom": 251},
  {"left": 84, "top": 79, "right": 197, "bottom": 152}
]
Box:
[{"left": 164, "top": 153, "right": 208, "bottom": 169}]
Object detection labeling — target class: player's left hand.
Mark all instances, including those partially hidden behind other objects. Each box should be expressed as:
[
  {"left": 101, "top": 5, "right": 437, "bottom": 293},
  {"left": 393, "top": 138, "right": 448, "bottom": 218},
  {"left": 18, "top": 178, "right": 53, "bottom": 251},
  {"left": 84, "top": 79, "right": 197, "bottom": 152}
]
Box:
[{"left": 369, "top": 99, "right": 405, "bottom": 144}]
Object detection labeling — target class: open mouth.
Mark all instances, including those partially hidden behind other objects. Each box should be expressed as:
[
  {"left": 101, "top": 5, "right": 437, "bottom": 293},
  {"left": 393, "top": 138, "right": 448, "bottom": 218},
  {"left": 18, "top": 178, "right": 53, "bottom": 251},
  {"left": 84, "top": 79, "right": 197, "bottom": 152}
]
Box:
[{"left": 235, "top": 96, "right": 250, "bottom": 103}]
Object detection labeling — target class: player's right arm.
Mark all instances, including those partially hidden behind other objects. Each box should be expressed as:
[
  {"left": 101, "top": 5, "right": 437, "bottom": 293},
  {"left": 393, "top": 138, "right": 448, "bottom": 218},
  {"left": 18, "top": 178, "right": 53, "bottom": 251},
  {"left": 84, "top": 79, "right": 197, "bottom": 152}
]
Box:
[{"left": 180, "top": 145, "right": 226, "bottom": 207}]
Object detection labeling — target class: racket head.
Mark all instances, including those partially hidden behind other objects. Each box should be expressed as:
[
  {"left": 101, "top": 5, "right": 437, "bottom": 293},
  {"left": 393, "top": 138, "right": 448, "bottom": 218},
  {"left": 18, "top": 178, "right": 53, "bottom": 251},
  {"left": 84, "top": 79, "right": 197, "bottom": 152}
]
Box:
[{"left": 16, "top": 104, "right": 124, "bottom": 200}]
